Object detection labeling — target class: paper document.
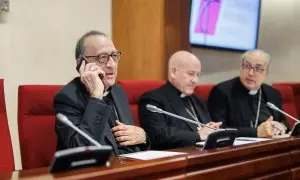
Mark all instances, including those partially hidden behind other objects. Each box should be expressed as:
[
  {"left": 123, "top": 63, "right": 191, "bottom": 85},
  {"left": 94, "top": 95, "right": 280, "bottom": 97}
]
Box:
[
  {"left": 235, "top": 137, "right": 271, "bottom": 142},
  {"left": 196, "top": 137, "right": 271, "bottom": 147},
  {"left": 119, "top": 150, "right": 186, "bottom": 160},
  {"left": 273, "top": 134, "right": 290, "bottom": 139}
]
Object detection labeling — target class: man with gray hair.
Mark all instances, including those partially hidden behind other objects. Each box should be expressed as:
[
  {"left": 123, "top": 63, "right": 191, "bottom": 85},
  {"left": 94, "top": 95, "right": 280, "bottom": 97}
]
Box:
[
  {"left": 208, "top": 49, "right": 289, "bottom": 137},
  {"left": 138, "top": 50, "right": 222, "bottom": 150}
]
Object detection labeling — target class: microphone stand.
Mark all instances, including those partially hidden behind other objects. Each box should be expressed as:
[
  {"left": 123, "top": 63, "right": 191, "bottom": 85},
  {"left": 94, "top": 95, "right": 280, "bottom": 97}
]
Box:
[{"left": 146, "top": 104, "right": 221, "bottom": 130}]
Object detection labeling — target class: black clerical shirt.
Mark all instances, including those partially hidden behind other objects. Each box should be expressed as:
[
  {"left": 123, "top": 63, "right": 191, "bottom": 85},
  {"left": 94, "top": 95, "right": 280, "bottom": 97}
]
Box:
[
  {"left": 181, "top": 96, "right": 202, "bottom": 123},
  {"left": 248, "top": 91, "right": 273, "bottom": 127},
  {"left": 102, "top": 93, "right": 136, "bottom": 154}
]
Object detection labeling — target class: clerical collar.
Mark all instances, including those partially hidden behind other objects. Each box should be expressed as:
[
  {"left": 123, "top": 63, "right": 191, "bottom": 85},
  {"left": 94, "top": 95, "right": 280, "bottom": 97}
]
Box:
[
  {"left": 180, "top": 93, "right": 187, "bottom": 98},
  {"left": 249, "top": 90, "right": 258, "bottom": 95},
  {"left": 103, "top": 91, "right": 110, "bottom": 97},
  {"left": 166, "top": 81, "right": 185, "bottom": 97},
  {"left": 102, "top": 86, "right": 113, "bottom": 97},
  {"left": 166, "top": 81, "right": 192, "bottom": 99}
]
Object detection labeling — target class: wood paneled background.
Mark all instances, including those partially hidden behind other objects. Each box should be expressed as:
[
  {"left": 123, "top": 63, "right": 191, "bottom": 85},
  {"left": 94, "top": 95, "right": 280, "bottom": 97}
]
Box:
[{"left": 113, "top": 0, "right": 190, "bottom": 80}]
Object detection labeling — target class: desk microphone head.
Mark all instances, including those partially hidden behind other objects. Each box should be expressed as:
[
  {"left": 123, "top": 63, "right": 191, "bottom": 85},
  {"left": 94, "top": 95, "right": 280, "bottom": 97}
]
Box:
[
  {"left": 267, "top": 102, "right": 300, "bottom": 123},
  {"left": 50, "top": 113, "right": 112, "bottom": 173},
  {"left": 56, "top": 113, "right": 102, "bottom": 147},
  {"left": 57, "top": 113, "right": 73, "bottom": 127},
  {"left": 146, "top": 104, "right": 162, "bottom": 113},
  {"left": 266, "top": 102, "right": 279, "bottom": 111}
]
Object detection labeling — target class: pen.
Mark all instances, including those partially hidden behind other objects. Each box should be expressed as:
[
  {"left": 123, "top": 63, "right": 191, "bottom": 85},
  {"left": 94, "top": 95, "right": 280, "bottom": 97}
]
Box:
[{"left": 271, "top": 124, "right": 283, "bottom": 133}]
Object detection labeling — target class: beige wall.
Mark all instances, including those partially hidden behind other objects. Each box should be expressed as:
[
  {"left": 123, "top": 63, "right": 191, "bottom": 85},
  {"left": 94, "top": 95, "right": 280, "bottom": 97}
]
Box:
[
  {"left": 0, "top": 0, "right": 111, "bottom": 170},
  {"left": 194, "top": 0, "right": 300, "bottom": 84}
]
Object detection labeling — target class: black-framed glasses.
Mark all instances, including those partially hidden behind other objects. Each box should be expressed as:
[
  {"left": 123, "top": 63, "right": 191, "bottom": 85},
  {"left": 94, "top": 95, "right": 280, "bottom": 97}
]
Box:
[
  {"left": 85, "top": 52, "right": 121, "bottom": 65},
  {"left": 242, "top": 62, "right": 265, "bottom": 74}
]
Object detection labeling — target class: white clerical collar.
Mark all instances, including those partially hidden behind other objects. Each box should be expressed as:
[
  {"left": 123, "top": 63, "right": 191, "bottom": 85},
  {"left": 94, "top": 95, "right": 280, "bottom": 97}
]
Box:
[
  {"left": 180, "top": 93, "right": 187, "bottom": 98},
  {"left": 249, "top": 90, "right": 258, "bottom": 95},
  {"left": 103, "top": 91, "right": 110, "bottom": 97}
]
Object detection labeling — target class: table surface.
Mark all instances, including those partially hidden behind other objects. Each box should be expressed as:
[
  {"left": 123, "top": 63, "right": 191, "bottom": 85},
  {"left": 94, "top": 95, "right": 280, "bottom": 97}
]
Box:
[{"left": 1, "top": 137, "right": 300, "bottom": 180}]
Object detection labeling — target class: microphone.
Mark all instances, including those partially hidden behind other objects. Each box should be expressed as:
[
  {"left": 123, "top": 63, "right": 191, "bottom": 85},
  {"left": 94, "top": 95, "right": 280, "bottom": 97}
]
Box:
[
  {"left": 266, "top": 102, "right": 300, "bottom": 123},
  {"left": 56, "top": 113, "right": 102, "bottom": 147},
  {"left": 146, "top": 104, "right": 219, "bottom": 130}
]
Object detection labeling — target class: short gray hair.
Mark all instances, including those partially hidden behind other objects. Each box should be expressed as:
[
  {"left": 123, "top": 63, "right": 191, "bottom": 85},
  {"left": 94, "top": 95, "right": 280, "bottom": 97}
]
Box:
[
  {"left": 241, "top": 49, "right": 271, "bottom": 69},
  {"left": 75, "top": 30, "right": 107, "bottom": 60}
]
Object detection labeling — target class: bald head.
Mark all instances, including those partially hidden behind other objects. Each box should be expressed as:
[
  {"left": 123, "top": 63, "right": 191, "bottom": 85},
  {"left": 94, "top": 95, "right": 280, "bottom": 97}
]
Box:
[
  {"left": 168, "top": 50, "right": 201, "bottom": 95},
  {"left": 168, "top": 50, "right": 201, "bottom": 74}
]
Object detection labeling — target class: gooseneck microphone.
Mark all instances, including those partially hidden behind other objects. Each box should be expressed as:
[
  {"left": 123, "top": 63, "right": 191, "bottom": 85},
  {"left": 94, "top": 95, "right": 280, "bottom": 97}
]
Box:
[
  {"left": 56, "top": 113, "right": 102, "bottom": 147},
  {"left": 266, "top": 102, "right": 300, "bottom": 123},
  {"left": 146, "top": 104, "right": 219, "bottom": 130}
]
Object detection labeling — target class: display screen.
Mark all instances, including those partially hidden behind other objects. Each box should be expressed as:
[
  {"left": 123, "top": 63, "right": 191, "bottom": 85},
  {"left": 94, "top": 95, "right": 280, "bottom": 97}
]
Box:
[{"left": 189, "top": 0, "right": 261, "bottom": 51}]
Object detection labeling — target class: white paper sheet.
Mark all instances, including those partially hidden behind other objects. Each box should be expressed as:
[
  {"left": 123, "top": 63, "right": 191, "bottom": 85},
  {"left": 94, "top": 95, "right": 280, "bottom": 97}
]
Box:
[
  {"left": 272, "top": 134, "right": 290, "bottom": 139},
  {"left": 235, "top": 137, "right": 271, "bottom": 142},
  {"left": 119, "top": 150, "right": 186, "bottom": 160}
]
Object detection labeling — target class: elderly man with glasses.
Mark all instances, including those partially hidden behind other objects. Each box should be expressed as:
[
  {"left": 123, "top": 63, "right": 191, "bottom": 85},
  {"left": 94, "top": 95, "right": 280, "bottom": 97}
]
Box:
[
  {"left": 54, "top": 30, "right": 149, "bottom": 155},
  {"left": 208, "top": 49, "right": 289, "bottom": 138}
]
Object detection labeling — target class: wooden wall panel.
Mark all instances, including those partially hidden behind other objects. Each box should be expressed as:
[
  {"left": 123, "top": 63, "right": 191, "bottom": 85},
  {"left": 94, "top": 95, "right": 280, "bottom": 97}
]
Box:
[
  {"left": 164, "top": 0, "right": 191, "bottom": 64},
  {"left": 113, "top": 0, "right": 165, "bottom": 80},
  {"left": 113, "top": 0, "right": 190, "bottom": 80}
]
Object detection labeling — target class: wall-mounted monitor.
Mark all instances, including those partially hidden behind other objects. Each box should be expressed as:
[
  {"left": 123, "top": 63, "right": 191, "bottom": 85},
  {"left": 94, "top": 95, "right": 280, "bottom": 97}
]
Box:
[{"left": 189, "top": 0, "right": 261, "bottom": 51}]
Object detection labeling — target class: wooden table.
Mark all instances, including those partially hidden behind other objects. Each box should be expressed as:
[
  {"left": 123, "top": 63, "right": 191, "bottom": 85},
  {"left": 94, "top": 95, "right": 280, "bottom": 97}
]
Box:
[
  {"left": 1, "top": 156, "right": 187, "bottom": 180},
  {"left": 2, "top": 137, "right": 300, "bottom": 180},
  {"left": 289, "top": 137, "right": 300, "bottom": 180}
]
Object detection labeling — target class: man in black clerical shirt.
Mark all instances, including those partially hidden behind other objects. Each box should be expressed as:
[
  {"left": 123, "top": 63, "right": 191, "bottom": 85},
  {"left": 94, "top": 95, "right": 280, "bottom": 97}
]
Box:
[
  {"left": 138, "top": 51, "right": 222, "bottom": 150},
  {"left": 208, "top": 49, "right": 289, "bottom": 137},
  {"left": 54, "top": 31, "right": 149, "bottom": 155}
]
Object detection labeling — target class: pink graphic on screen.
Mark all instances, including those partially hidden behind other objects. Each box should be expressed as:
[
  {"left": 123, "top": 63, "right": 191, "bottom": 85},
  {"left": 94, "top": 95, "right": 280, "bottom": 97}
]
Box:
[{"left": 194, "top": 0, "right": 222, "bottom": 35}]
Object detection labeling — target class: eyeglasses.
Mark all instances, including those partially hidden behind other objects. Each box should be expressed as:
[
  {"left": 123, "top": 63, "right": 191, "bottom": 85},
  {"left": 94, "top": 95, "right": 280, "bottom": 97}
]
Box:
[
  {"left": 85, "top": 52, "right": 121, "bottom": 65},
  {"left": 242, "top": 62, "right": 265, "bottom": 74}
]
